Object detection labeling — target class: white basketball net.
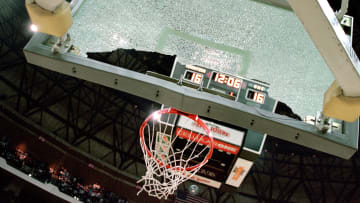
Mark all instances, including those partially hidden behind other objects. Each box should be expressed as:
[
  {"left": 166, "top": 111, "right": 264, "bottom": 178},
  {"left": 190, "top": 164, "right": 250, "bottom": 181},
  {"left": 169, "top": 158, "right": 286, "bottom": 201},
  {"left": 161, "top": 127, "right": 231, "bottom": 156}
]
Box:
[{"left": 137, "top": 109, "right": 213, "bottom": 200}]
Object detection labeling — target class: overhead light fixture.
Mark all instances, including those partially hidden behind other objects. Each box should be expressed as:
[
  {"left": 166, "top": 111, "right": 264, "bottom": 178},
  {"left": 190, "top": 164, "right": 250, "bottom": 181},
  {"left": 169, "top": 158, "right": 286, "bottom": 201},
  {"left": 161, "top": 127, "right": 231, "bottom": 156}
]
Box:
[
  {"left": 153, "top": 112, "right": 161, "bottom": 121},
  {"left": 188, "top": 184, "right": 199, "bottom": 195},
  {"left": 30, "top": 24, "right": 38, "bottom": 32}
]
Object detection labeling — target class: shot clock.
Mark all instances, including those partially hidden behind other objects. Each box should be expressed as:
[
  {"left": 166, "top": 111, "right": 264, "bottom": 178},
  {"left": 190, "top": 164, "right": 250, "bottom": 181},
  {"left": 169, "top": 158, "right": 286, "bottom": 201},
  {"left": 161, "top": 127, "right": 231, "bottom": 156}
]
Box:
[
  {"left": 184, "top": 70, "right": 203, "bottom": 84},
  {"left": 171, "top": 62, "right": 272, "bottom": 107},
  {"left": 246, "top": 89, "right": 265, "bottom": 104},
  {"left": 209, "top": 71, "right": 267, "bottom": 105}
]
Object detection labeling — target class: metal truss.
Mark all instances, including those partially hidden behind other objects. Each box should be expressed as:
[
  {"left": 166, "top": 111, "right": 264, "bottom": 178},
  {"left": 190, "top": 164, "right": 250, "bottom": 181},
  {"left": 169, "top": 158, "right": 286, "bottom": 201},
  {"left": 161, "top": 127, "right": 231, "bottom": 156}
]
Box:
[
  {"left": 1, "top": 1, "right": 360, "bottom": 203},
  {"left": 0, "top": 56, "right": 155, "bottom": 175},
  {"left": 249, "top": 137, "right": 360, "bottom": 202},
  {"left": 174, "top": 135, "right": 360, "bottom": 203}
]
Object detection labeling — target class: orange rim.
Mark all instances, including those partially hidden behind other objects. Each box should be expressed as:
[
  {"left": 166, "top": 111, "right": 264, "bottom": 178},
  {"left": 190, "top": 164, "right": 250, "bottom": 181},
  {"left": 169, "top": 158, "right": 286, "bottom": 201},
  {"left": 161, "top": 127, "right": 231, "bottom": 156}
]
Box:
[{"left": 139, "top": 108, "right": 214, "bottom": 171}]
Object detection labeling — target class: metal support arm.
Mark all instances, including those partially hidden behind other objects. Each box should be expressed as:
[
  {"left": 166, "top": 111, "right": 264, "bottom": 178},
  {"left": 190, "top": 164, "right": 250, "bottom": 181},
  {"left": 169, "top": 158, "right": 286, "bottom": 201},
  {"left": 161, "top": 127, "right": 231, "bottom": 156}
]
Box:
[
  {"left": 24, "top": 33, "right": 358, "bottom": 159},
  {"left": 288, "top": 0, "right": 360, "bottom": 97}
]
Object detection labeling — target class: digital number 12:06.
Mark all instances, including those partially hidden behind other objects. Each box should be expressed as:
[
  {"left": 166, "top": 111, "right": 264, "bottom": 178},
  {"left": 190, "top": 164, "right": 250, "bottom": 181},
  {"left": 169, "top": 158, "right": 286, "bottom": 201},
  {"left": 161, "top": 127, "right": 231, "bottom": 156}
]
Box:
[{"left": 213, "top": 73, "right": 241, "bottom": 88}]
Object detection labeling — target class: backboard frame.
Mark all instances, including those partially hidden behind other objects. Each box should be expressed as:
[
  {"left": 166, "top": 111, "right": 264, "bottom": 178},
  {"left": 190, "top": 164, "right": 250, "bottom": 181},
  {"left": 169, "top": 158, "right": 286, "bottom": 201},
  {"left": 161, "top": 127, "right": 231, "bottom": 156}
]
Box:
[
  {"left": 23, "top": 0, "right": 359, "bottom": 159},
  {"left": 24, "top": 33, "right": 358, "bottom": 159}
]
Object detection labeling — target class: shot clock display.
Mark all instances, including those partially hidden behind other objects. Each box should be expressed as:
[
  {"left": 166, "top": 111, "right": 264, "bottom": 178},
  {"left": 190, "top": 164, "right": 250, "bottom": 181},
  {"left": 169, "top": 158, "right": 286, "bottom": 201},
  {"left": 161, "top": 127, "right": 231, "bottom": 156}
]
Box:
[
  {"left": 171, "top": 62, "right": 272, "bottom": 107},
  {"left": 246, "top": 89, "right": 265, "bottom": 104},
  {"left": 212, "top": 73, "right": 242, "bottom": 88},
  {"left": 184, "top": 70, "right": 203, "bottom": 84}
]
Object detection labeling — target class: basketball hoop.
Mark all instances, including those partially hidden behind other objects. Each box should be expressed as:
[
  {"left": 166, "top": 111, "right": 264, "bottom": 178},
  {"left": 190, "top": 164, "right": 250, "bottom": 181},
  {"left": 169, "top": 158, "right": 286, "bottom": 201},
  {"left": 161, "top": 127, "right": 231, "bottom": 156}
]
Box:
[{"left": 137, "top": 108, "right": 214, "bottom": 199}]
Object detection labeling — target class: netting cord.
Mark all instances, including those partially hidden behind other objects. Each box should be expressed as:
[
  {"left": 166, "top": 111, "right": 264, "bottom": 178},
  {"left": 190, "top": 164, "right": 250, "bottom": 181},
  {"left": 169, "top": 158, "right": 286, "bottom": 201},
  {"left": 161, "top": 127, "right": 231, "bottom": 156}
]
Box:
[{"left": 137, "top": 108, "right": 213, "bottom": 199}]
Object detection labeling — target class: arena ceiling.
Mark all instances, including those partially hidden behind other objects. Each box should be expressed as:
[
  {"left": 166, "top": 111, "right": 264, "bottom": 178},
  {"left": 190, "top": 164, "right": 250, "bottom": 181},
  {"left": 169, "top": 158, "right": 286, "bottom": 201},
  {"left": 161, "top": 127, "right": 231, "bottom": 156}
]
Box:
[{"left": 0, "top": 0, "right": 360, "bottom": 202}]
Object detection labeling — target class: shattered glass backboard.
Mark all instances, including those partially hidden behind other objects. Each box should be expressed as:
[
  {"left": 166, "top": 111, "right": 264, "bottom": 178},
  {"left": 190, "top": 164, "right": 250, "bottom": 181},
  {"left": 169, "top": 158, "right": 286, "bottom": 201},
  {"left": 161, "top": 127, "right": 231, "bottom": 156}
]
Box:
[{"left": 68, "top": 0, "right": 334, "bottom": 118}]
